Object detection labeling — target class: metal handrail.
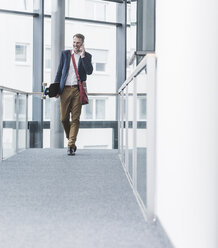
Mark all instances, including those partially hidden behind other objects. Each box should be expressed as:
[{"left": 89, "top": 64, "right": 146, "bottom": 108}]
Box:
[
  {"left": 128, "top": 50, "right": 147, "bottom": 66},
  {"left": 0, "top": 86, "right": 29, "bottom": 95},
  {"left": 117, "top": 53, "right": 157, "bottom": 222},
  {"left": 0, "top": 86, "right": 118, "bottom": 161},
  {"left": 118, "top": 53, "right": 155, "bottom": 93},
  {"left": 0, "top": 86, "right": 118, "bottom": 96}
]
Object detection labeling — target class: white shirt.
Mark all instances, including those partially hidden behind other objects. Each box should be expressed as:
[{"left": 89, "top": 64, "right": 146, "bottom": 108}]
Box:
[{"left": 65, "top": 51, "right": 81, "bottom": 86}]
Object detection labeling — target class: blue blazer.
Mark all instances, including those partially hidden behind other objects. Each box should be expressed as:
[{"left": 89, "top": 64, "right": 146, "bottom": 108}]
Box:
[{"left": 54, "top": 50, "right": 93, "bottom": 94}]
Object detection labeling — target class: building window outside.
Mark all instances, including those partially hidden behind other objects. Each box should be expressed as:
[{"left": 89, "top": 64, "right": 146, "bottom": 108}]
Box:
[
  {"left": 45, "top": 47, "right": 51, "bottom": 70},
  {"left": 85, "top": 0, "right": 106, "bottom": 21},
  {"left": 87, "top": 49, "right": 108, "bottom": 73},
  {"left": 96, "top": 99, "right": 105, "bottom": 119},
  {"left": 15, "top": 44, "right": 28, "bottom": 62},
  {"left": 84, "top": 99, "right": 94, "bottom": 119},
  {"left": 83, "top": 98, "right": 106, "bottom": 120},
  {"left": 138, "top": 96, "right": 147, "bottom": 120}
]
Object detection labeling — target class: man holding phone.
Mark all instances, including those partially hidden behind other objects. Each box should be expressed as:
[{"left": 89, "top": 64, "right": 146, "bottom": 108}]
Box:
[{"left": 54, "top": 34, "right": 93, "bottom": 155}]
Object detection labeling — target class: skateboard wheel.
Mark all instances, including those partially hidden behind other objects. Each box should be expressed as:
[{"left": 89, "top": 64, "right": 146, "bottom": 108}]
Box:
[{"left": 42, "top": 82, "right": 47, "bottom": 86}]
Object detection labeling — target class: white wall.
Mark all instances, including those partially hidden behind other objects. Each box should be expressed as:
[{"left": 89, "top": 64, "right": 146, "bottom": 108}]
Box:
[{"left": 156, "top": 1, "right": 218, "bottom": 247}]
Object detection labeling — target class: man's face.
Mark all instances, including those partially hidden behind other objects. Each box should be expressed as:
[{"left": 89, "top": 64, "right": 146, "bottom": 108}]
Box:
[{"left": 73, "top": 37, "right": 83, "bottom": 53}]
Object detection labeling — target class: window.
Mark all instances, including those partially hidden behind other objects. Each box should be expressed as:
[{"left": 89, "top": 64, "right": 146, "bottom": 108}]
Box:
[
  {"left": 138, "top": 96, "right": 147, "bottom": 120},
  {"left": 96, "top": 99, "right": 105, "bottom": 119},
  {"left": 44, "top": 98, "right": 51, "bottom": 121},
  {"left": 15, "top": 43, "right": 28, "bottom": 62},
  {"left": 82, "top": 98, "right": 106, "bottom": 120},
  {"left": 84, "top": 99, "right": 94, "bottom": 119},
  {"left": 45, "top": 47, "right": 51, "bottom": 70},
  {"left": 87, "top": 49, "right": 108, "bottom": 73},
  {"left": 85, "top": 0, "right": 106, "bottom": 21}
]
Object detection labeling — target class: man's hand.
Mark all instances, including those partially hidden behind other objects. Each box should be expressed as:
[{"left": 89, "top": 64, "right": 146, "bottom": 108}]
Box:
[
  {"left": 80, "top": 44, "right": 85, "bottom": 58},
  {"left": 55, "top": 94, "right": 59, "bottom": 98}
]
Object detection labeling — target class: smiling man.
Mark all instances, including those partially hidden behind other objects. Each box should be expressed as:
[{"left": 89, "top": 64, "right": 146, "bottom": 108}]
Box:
[{"left": 54, "top": 34, "right": 93, "bottom": 155}]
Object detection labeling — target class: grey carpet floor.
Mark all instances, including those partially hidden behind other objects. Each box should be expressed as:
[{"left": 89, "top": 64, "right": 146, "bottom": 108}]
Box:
[{"left": 0, "top": 149, "right": 172, "bottom": 248}]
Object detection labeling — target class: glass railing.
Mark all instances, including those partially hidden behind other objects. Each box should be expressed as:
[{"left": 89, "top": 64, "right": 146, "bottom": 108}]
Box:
[
  {"left": 0, "top": 86, "right": 29, "bottom": 160},
  {"left": 0, "top": 87, "right": 119, "bottom": 161},
  {"left": 118, "top": 53, "right": 157, "bottom": 222},
  {"left": 42, "top": 93, "right": 118, "bottom": 149}
]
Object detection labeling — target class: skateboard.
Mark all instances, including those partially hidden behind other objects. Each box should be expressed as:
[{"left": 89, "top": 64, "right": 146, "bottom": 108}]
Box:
[{"left": 42, "top": 82, "right": 59, "bottom": 99}]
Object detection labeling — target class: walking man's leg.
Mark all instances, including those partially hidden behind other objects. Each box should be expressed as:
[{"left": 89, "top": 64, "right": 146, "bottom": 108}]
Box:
[
  {"left": 68, "top": 87, "right": 82, "bottom": 152},
  {"left": 60, "top": 88, "right": 72, "bottom": 140}
]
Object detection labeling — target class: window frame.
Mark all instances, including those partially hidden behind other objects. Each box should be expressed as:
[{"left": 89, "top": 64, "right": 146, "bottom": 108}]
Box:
[{"left": 82, "top": 97, "right": 107, "bottom": 120}]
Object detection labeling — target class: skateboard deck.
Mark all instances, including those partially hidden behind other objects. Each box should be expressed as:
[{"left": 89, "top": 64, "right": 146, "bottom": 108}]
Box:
[{"left": 42, "top": 82, "right": 59, "bottom": 99}]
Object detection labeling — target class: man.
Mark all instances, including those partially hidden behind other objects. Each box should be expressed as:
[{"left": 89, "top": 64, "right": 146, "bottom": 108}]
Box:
[{"left": 54, "top": 34, "right": 93, "bottom": 155}]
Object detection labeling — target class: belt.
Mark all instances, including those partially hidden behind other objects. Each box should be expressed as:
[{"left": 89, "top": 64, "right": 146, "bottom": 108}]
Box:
[{"left": 65, "top": 85, "right": 78, "bottom": 88}]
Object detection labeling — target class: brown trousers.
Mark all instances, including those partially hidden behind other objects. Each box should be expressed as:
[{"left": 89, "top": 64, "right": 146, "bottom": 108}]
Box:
[{"left": 60, "top": 86, "right": 82, "bottom": 148}]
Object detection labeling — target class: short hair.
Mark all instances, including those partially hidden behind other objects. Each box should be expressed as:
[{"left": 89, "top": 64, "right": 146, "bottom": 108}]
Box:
[{"left": 73, "top": 33, "right": 85, "bottom": 43}]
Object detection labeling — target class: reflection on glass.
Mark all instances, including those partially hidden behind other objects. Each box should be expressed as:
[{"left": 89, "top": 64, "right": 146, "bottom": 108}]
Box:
[
  {"left": 43, "top": 98, "right": 51, "bottom": 121},
  {"left": 138, "top": 95, "right": 147, "bottom": 120},
  {"left": 126, "top": 1, "right": 137, "bottom": 77},
  {"left": 84, "top": 99, "right": 93, "bottom": 119},
  {"left": 18, "top": 94, "right": 27, "bottom": 151},
  {"left": 96, "top": 99, "right": 105, "bottom": 120},
  {"left": 45, "top": 47, "right": 51, "bottom": 70},
  {"left": 87, "top": 49, "right": 108, "bottom": 73},
  {"left": 2, "top": 92, "right": 16, "bottom": 159},
  {"left": 127, "top": 83, "right": 134, "bottom": 179},
  {"left": 15, "top": 44, "right": 27, "bottom": 62}
]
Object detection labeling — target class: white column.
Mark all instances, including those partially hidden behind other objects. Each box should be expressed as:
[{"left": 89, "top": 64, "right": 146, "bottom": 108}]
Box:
[
  {"left": 156, "top": 0, "right": 218, "bottom": 247},
  {"left": 50, "top": 0, "right": 65, "bottom": 148},
  {"left": 0, "top": 90, "right": 3, "bottom": 161}
]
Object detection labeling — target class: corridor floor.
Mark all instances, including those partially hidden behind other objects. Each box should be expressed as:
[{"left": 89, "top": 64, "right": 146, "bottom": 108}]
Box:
[{"left": 0, "top": 149, "right": 172, "bottom": 248}]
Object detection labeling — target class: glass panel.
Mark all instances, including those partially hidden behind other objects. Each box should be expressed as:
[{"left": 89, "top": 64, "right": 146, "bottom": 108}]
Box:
[
  {"left": 96, "top": 99, "right": 105, "bottom": 119},
  {"left": 83, "top": 99, "right": 93, "bottom": 119},
  {"left": 87, "top": 49, "right": 108, "bottom": 63},
  {"left": 126, "top": 1, "right": 137, "bottom": 77},
  {"left": 42, "top": 128, "right": 114, "bottom": 149},
  {"left": 45, "top": 0, "right": 118, "bottom": 22},
  {"left": 2, "top": 92, "right": 16, "bottom": 159},
  {"left": 136, "top": 67, "right": 147, "bottom": 206},
  {"left": 44, "top": 18, "right": 51, "bottom": 83},
  {"left": 43, "top": 98, "right": 51, "bottom": 121},
  {"left": 0, "top": 0, "right": 33, "bottom": 12},
  {"left": 15, "top": 44, "right": 27, "bottom": 62},
  {"left": 77, "top": 129, "right": 113, "bottom": 149},
  {"left": 45, "top": 47, "right": 51, "bottom": 70},
  {"left": 127, "top": 82, "right": 134, "bottom": 179},
  {"left": 138, "top": 95, "right": 147, "bottom": 120},
  {"left": 96, "top": 63, "right": 106, "bottom": 72},
  {"left": 18, "top": 94, "right": 27, "bottom": 151},
  {"left": 120, "top": 91, "right": 125, "bottom": 162},
  {"left": 0, "top": 13, "right": 33, "bottom": 92}
]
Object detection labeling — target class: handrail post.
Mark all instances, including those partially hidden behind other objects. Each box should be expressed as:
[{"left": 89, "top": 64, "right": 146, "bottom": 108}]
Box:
[
  {"left": 133, "top": 76, "right": 137, "bottom": 190},
  {"left": 15, "top": 93, "right": 19, "bottom": 153},
  {"left": 125, "top": 85, "right": 129, "bottom": 171},
  {"left": 146, "top": 54, "right": 157, "bottom": 222},
  {"left": 0, "top": 89, "right": 3, "bottom": 161}
]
